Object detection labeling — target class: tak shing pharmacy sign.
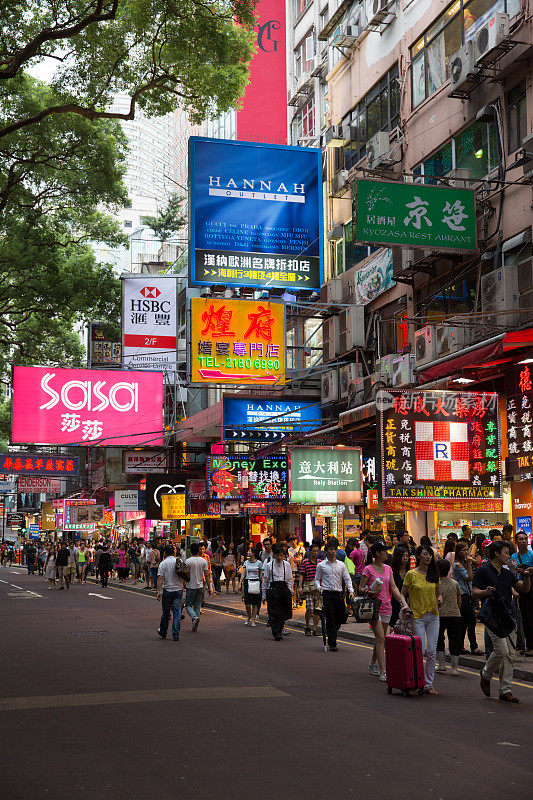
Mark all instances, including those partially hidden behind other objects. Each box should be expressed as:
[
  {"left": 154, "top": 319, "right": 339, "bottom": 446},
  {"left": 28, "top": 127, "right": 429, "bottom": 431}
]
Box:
[
  {"left": 290, "top": 447, "right": 363, "bottom": 504},
  {"left": 11, "top": 366, "right": 164, "bottom": 447},
  {"left": 355, "top": 179, "right": 477, "bottom": 252}
]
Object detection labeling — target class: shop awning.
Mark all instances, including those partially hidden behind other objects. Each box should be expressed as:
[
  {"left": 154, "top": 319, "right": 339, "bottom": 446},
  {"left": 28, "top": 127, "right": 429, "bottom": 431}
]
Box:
[
  {"left": 419, "top": 329, "right": 533, "bottom": 381},
  {"left": 173, "top": 401, "right": 223, "bottom": 443},
  {"left": 339, "top": 401, "right": 376, "bottom": 428}
]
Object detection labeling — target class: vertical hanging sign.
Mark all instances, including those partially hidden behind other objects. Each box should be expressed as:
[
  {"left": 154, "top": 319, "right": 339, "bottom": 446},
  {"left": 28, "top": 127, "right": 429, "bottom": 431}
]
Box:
[{"left": 122, "top": 276, "right": 177, "bottom": 374}]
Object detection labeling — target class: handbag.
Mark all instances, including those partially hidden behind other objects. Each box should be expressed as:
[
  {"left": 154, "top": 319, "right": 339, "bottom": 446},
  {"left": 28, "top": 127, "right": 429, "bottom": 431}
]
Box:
[
  {"left": 247, "top": 579, "right": 261, "bottom": 594},
  {"left": 175, "top": 557, "right": 190, "bottom": 582},
  {"left": 478, "top": 592, "right": 516, "bottom": 639},
  {"left": 353, "top": 593, "right": 381, "bottom": 623}
]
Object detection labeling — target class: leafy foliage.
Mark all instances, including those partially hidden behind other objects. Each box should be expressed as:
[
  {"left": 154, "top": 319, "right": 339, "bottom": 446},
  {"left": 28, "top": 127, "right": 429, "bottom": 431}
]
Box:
[{"left": 142, "top": 193, "right": 186, "bottom": 243}]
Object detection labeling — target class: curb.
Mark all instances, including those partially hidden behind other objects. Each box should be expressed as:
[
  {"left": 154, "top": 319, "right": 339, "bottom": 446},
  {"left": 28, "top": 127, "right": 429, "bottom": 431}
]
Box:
[{"left": 85, "top": 578, "right": 533, "bottom": 683}]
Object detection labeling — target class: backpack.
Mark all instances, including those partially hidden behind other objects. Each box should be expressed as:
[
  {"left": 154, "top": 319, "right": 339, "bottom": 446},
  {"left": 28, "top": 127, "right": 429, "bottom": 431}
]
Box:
[
  {"left": 99, "top": 551, "right": 112, "bottom": 570},
  {"left": 175, "top": 557, "right": 190, "bottom": 582}
]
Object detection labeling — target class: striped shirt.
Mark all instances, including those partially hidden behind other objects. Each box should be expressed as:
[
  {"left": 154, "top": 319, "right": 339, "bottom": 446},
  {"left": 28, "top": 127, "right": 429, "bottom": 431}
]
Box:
[{"left": 299, "top": 557, "right": 319, "bottom": 582}]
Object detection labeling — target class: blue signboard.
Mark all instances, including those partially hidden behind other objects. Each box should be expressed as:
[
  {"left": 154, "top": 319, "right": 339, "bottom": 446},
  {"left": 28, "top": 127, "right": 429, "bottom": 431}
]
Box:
[
  {"left": 189, "top": 137, "right": 323, "bottom": 291},
  {"left": 28, "top": 524, "right": 40, "bottom": 540},
  {"left": 222, "top": 396, "right": 322, "bottom": 442},
  {"left": 516, "top": 516, "right": 533, "bottom": 538}
]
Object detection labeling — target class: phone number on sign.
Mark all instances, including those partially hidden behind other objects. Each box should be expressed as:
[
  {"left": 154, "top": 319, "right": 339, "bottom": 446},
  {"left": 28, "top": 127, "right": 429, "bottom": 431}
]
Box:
[{"left": 197, "top": 357, "right": 280, "bottom": 370}]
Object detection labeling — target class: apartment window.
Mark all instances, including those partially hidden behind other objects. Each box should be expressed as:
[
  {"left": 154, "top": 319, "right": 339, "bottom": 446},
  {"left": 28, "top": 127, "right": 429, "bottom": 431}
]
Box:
[
  {"left": 415, "top": 120, "right": 499, "bottom": 182},
  {"left": 410, "top": 0, "right": 506, "bottom": 109},
  {"left": 295, "top": 0, "right": 313, "bottom": 18},
  {"left": 298, "top": 95, "right": 316, "bottom": 140},
  {"left": 295, "top": 31, "right": 315, "bottom": 78},
  {"left": 508, "top": 81, "right": 527, "bottom": 154},
  {"left": 320, "top": 5, "right": 329, "bottom": 29},
  {"left": 343, "top": 64, "right": 400, "bottom": 170}
]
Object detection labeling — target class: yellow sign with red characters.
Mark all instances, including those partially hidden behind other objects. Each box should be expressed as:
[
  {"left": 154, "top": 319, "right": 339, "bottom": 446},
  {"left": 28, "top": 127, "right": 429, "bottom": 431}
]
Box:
[
  {"left": 161, "top": 494, "right": 186, "bottom": 519},
  {"left": 190, "top": 297, "right": 285, "bottom": 386}
]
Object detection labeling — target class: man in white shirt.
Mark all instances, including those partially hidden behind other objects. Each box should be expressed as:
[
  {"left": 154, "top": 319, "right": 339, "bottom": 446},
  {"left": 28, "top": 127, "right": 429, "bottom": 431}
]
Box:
[
  {"left": 315, "top": 538, "right": 354, "bottom": 652},
  {"left": 185, "top": 541, "right": 209, "bottom": 632},
  {"left": 156, "top": 544, "right": 186, "bottom": 640}
]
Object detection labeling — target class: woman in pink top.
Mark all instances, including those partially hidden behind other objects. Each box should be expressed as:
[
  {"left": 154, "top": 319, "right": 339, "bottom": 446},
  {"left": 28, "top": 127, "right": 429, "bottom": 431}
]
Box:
[{"left": 358, "top": 540, "right": 407, "bottom": 682}]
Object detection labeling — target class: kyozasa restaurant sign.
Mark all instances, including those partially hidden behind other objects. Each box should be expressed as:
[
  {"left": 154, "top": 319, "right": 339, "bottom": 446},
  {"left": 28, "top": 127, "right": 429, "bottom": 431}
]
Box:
[{"left": 355, "top": 179, "right": 477, "bottom": 252}]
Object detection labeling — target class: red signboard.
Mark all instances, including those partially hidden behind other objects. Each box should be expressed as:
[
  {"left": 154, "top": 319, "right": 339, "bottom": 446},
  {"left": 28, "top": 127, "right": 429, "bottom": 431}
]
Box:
[
  {"left": 17, "top": 476, "right": 61, "bottom": 493},
  {"left": 11, "top": 366, "right": 164, "bottom": 447},
  {"left": 235, "top": 0, "right": 287, "bottom": 144}
]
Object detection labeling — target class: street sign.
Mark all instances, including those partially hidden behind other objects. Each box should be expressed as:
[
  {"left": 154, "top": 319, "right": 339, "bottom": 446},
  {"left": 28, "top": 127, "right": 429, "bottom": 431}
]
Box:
[
  {"left": 354, "top": 178, "right": 477, "bottom": 252},
  {"left": 6, "top": 512, "right": 24, "bottom": 528},
  {"left": 290, "top": 447, "right": 363, "bottom": 503},
  {"left": 0, "top": 451, "right": 79, "bottom": 477},
  {"left": 17, "top": 476, "right": 61, "bottom": 493},
  {"left": 222, "top": 396, "right": 321, "bottom": 442},
  {"left": 114, "top": 490, "right": 139, "bottom": 512}
]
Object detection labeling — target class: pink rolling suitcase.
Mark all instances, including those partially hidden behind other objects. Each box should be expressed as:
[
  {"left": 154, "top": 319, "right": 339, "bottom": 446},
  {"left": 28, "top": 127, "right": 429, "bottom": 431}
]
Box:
[{"left": 385, "top": 633, "right": 425, "bottom": 696}]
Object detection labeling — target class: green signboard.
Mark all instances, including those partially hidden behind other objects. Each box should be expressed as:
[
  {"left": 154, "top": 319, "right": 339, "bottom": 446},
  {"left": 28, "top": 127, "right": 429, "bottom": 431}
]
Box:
[
  {"left": 354, "top": 179, "right": 477, "bottom": 252},
  {"left": 290, "top": 447, "right": 362, "bottom": 504}
]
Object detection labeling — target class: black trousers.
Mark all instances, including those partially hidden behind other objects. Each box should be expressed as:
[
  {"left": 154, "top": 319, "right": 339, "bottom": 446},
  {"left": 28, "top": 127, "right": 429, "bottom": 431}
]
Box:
[
  {"left": 460, "top": 593, "right": 478, "bottom": 650},
  {"left": 100, "top": 569, "right": 109, "bottom": 587},
  {"left": 437, "top": 616, "right": 463, "bottom": 656},
  {"left": 519, "top": 591, "right": 533, "bottom": 650},
  {"left": 323, "top": 591, "right": 346, "bottom": 648},
  {"left": 266, "top": 582, "right": 292, "bottom": 638}
]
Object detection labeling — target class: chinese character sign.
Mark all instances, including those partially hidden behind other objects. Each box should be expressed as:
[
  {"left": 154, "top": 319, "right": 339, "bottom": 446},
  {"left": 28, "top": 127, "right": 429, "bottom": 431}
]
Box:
[
  {"left": 355, "top": 179, "right": 477, "bottom": 252},
  {"left": 506, "top": 365, "right": 533, "bottom": 480},
  {"left": 290, "top": 447, "right": 363, "bottom": 504},
  {"left": 0, "top": 451, "right": 79, "bottom": 477},
  {"left": 206, "top": 455, "right": 287, "bottom": 500},
  {"left": 11, "top": 366, "right": 164, "bottom": 447},
  {"left": 378, "top": 390, "right": 502, "bottom": 509},
  {"left": 161, "top": 493, "right": 186, "bottom": 519},
  {"left": 190, "top": 297, "right": 285, "bottom": 385},
  {"left": 189, "top": 137, "right": 323, "bottom": 291},
  {"left": 122, "top": 277, "right": 177, "bottom": 374},
  {"left": 90, "top": 322, "right": 121, "bottom": 368}
]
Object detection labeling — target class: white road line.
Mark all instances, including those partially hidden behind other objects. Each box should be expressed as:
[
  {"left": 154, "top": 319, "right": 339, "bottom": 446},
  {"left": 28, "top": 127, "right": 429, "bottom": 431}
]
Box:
[
  {"left": 87, "top": 593, "right": 113, "bottom": 600},
  {"left": 0, "top": 579, "right": 8, "bottom": 584},
  {"left": 10, "top": 584, "right": 23, "bottom": 590}
]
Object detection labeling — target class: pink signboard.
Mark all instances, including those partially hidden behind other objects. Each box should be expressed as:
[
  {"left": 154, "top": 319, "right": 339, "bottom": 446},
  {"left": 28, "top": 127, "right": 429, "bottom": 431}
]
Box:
[{"left": 12, "top": 366, "right": 164, "bottom": 447}]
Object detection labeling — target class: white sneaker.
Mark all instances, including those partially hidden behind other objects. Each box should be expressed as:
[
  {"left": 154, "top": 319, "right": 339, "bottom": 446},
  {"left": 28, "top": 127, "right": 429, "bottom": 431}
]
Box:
[
  {"left": 450, "top": 668, "right": 459, "bottom": 676},
  {"left": 251, "top": 620, "right": 257, "bottom": 627},
  {"left": 368, "top": 662, "right": 379, "bottom": 676},
  {"left": 379, "top": 672, "right": 387, "bottom": 682}
]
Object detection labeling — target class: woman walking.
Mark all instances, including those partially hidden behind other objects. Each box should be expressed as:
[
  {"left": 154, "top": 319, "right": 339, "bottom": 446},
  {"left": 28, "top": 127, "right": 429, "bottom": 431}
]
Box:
[
  {"left": 390, "top": 545, "right": 410, "bottom": 629},
  {"left": 453, "top": 540, "right": 483, "bottom": 654},
  {"left": 435, "top": 558, "right": 462, "bottom": 676},
  {"left": 223, "top": 542, "right": 237, "bottom": 593},
  {"left": 77, "top": 542, "right": 88, "bottom": 583},
  {"left": 402, "top": 545, "right": 441, "bottom": 695},
  {"left": 242, "top": 547, "right": 263, "bottom": 626},
  {"left": 262, "top": 544, "right": 293, "bottom": 641},
  {"left": 44, "top": 545, "right": 57, "bottom": 590},
  {"left": 359, "top": 541, "right": 407, "bottom": 682},
  {"left": 211, "top": 539, "right": 224, "bottom": 594}
]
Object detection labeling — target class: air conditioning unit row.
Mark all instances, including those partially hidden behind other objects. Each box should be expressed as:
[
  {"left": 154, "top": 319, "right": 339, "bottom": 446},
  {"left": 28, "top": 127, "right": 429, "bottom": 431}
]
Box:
[
  {"left": 365, "top": 0, "right": 396, "bottom": 29},
  {"left": 435, "top": 318, "right": 468, "bottom": 357},
  {"left": 320, "top": 278, "right": 343, "bottom": 304},
  {"left": 339, "top": 362, "right": 363, "bottom": 399},
  {"left": 332, "top": 169, "right": 350, "bottom": 196},
  {"left": 414, "top": 325, "right": 436, "bottom": 367},
  {"left": 339, "top": 306, "right": 365, "bottom": 353},
  {"left": 449, "top": 42, "right": 478, "bottom": 94},
  {"left": 392, "top": 354, "right": 415, "bottom": 387},
  {"left": 347, "top": 373, "right": 380, "bottom": 408},
  {"left": 475, "top": 12, "right": 509, "bottom": 65},
  {"left": 366, "top": 130, "right": 393, "bottom": 169},
  {"left": 321, "top": 369, "right": 338, "bottom": 405},
  {"left": 375, "top": 353, "right": 396, "bottom": 383}
]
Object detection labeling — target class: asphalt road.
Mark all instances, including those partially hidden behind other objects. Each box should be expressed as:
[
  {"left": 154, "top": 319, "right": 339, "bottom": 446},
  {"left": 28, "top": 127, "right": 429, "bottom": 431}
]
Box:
[{"left": 1, "top": 565, "right": 532, "bottom": 800}]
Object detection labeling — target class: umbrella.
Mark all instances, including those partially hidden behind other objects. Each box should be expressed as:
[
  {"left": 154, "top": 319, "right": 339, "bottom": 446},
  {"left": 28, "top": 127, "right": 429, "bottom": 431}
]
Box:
[{"left": 320, "top": 609, "right": 327, "bottom": 652}]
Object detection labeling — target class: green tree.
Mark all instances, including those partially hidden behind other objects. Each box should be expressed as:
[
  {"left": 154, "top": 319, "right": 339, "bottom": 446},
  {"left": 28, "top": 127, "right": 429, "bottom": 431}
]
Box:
[
  {"left": 142, "top": 193, "right": 186, "bottom": 243},
  {"left": 0, "top": 0, "right": 256, "bottom": 140}
]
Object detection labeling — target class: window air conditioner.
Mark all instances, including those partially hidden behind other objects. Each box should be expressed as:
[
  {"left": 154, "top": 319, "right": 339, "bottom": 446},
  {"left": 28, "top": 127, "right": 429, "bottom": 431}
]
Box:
[
  {"left": 391, "top": 354, "right": 415, "bottom": 387},
  {"left": 332, "top": 170, "right": 350, "bottom": 196},
  {"left": 339, "top": 306, "right": 365, "bottom": 353},
  {"left": 375, "top": 354, "right": 395, "bottom": 383},
  {"left": 320, "top": 278, "right": 343, "bottom": 304},
  {"left": 322, "top": 316, "right": 341, "bottom": 362},
  {"left": 321, "top": 369, "right": 339, "bottom": 405},
  {"left": 435, "top": 318, "right": 468, "bottom": 357},
  {"left": 481, "top": 266, "right": 519, "bottom": 329},
  {"left": 366, "top": 131, "right": 392, "bottom": 169},
  {"left": 475, "top": 13, "right": 509, "bottom": 66},
  {"left": 365, "top": 0, "right": 395, "bottom": 28},
  {"left": 414, "top": 326, "right": 436, "bottom": 367},
  {"left": 339, "top": 362, "right": 362, "bottom": 399},
  {"left": 448, "top": 42, "right": 477, "bottom": 94}
]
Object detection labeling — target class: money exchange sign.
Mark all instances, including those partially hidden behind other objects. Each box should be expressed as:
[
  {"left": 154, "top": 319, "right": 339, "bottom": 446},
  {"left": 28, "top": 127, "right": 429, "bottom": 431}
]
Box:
[
  {"left": 355, "top": 179, "right": 477, "bottom": 252},
  {"left": 290, "top": 447, "right": 363, "bottom": 503},
  {"left": 506, "top": 365, "right": 533, "bottom": 481},
  {"left": 206, "top": 455, "right": 287, "bottom": 500},
  {"left": 378, "top": 390, "right": 502, "bottom": 511},
  {"left": 190, "top": 297, "right": 285, "bottom": 385}
]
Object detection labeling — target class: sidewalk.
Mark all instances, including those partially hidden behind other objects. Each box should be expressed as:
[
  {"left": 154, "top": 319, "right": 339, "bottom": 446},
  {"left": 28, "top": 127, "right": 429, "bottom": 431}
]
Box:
[{"left": 86, "top": 575, "right": 533, "bottom": 682}]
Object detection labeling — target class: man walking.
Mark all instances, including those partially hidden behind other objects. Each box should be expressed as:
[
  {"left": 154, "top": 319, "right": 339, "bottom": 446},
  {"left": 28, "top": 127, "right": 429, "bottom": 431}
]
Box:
[
  {"left": 156, "top": 544, "right": 187, "bottom": 641},
  {"left": 511, "top": 531, "right": 533, "bottom": 655},
  {"left": 26, "top": 542, "right": 37, "bottom": 575},
  {"left": 185, "top": 541, "right": 209, "bottom": 632},
  {"left": 299, "top": 543, "right": 322, "bottom": 636},
  {"left": 315, "top": 538, "right": 354, "bottom": 652},
  {"left": 56, "top": 542, "right": 71, "bottom": 589},
  {"left": 473, "top": 540, "right": 533, "bottom": 703}
]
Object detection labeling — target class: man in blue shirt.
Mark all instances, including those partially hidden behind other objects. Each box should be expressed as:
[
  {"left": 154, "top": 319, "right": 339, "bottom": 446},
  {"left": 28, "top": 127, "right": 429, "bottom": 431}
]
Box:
[{"left": 510, "top": 531, "right": 533, "bottom": 656}]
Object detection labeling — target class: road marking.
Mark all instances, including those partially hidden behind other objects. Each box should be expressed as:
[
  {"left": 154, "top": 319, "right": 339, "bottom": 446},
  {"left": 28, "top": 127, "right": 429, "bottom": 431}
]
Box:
[
  {"left": 497, "top": 741, "right": 521, "bottom": 747},
  {"left": 87, "top": 593, "right": 113, "bottom": 600},
  {"left": 10, "top": 584, "right": 23, "bottom": 590},
  {"left": 0, "top": 579, "right": 8, "bottom": 583},
  {"left": 0, "top": 685, "right": 288, "bottom": 712}
]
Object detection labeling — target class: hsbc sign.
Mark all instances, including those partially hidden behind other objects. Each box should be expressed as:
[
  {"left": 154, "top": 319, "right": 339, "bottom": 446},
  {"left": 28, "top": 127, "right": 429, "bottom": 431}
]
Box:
[{"left": 122, "top": 277, "right": 177, "bottom": 374}]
